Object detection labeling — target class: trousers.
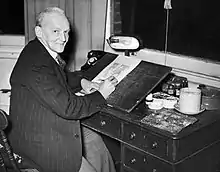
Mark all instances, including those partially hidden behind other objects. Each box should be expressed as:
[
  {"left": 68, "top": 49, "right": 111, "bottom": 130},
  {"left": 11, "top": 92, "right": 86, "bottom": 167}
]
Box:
[
  {"left": 79, "top": 157, "right": 96, "bottom": 172},
  {"left": 80, "top": 126, "right": 116, "bottom": 172}
]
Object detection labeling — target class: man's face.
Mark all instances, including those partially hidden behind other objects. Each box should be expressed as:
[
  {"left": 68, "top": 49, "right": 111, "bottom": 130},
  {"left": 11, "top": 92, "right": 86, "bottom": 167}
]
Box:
[{"left": 38, "top": 13, "right": 70, "bottom": 53}]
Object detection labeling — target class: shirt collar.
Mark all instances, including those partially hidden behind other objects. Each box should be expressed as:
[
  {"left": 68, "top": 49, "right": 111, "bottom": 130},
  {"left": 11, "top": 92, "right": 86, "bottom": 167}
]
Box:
[{"left": 37, "top": 38, "right": 59, "bottom": 64}]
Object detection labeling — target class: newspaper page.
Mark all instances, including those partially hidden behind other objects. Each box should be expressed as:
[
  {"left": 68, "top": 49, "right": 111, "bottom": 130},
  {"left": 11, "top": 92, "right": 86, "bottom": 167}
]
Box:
[
  {"left": 75, "top": 55, "right": 141, "bottom": 96},
  {"left": 92, "top": 55, "right": 141, "bottom": 84}
]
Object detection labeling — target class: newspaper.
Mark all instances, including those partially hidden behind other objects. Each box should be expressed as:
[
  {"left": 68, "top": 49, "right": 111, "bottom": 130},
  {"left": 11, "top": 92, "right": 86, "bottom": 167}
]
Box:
[
  {"left": 75, "top": 55, "right": 141, "bottom": 97},
  {"left": 92, "top": 55, "right": 141, "bottom": 84}
]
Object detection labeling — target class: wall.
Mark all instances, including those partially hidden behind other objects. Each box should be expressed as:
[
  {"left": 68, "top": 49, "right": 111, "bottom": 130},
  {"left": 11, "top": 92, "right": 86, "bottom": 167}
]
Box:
[{"left": 0, "top": 35, "right": 24, "bottom": 114}]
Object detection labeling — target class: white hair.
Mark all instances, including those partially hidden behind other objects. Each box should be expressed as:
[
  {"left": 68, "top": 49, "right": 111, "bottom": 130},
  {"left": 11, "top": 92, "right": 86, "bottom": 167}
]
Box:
[{"left": 36, "top": 7, "right": 66, "bottom": 27}]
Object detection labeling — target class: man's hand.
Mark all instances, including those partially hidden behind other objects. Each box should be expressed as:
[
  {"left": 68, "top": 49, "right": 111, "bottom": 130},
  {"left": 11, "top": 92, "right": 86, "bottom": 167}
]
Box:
[
  {"left": 81, "top": 78, "right": 100, "bottom": 94},
  {"left": 98, "top": 76, "right": 118, "bottom": 99}
]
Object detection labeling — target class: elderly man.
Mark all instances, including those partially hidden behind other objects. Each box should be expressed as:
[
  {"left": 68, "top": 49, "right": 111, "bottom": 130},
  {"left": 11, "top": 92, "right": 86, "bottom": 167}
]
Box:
[{"left": 8, "top": 7, "right": 117, "bottom": 172}]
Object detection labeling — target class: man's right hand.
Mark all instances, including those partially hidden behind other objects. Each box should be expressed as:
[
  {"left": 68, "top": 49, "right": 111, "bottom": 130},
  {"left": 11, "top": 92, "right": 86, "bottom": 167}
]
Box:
[{"left": 98, "top": 76, "right": 118, "bottom": 99}]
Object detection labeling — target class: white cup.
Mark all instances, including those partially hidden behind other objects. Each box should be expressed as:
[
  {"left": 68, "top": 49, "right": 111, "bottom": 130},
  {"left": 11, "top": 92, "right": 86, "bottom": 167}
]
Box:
[{"left": 179, "top": 87, "right": 201, "bottom": 114}]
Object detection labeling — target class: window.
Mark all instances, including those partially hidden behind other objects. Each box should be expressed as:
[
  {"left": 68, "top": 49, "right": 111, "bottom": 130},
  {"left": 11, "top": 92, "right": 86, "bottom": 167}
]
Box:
[
  {"left": 0, "top": 1, "right": 25, "bottom": 56},
  {"left": 0, "top": 1, "right": 24, "bottom": 35},
  {"left": 107, "top": 0, "right": 220, "bottom": 88}
]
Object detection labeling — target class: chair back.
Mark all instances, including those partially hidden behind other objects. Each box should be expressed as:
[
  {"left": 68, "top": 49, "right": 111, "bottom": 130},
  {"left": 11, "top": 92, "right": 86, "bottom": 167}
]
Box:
[
  {"left": 0, "top": 109, "right": 8, "bottom": 130},
  {"left": 0, "top": 109, "right": 21, "bottom": 172}
]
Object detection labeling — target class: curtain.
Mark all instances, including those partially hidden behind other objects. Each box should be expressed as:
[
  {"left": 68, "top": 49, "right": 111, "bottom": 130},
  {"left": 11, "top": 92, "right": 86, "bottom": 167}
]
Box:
[
  {"left": 66, "top": 0, "right": 108, "bottom": 71},
  {"left": 24, "top": 0, "right": 108, "bottom": 71}
]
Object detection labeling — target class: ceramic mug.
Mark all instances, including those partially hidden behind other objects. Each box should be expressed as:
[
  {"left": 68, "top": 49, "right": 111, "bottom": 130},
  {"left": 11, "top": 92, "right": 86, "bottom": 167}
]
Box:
[{"left": 179, "top": 87, "right": 201, "bottom": 114}]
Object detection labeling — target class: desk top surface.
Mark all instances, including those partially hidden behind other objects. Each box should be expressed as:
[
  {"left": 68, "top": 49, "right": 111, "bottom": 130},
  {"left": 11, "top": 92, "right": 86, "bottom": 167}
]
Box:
[
  {"left": 83, "top": 51, "right": 220, "bottom": 140},
  {"left": 101, "top": 101, "right": 220, "bottom": 139}
]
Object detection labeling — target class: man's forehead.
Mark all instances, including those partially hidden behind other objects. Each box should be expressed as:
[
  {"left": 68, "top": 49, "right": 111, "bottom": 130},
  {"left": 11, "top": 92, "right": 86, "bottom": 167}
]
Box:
[{"left": 42, "top": 13, "right": 69, "bottom": 28}]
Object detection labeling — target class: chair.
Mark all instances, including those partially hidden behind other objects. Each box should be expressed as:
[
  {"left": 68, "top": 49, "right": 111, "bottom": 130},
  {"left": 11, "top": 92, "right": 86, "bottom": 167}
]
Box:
[{"left": 0, "top": 109, "right": 39, "bottom": 172}]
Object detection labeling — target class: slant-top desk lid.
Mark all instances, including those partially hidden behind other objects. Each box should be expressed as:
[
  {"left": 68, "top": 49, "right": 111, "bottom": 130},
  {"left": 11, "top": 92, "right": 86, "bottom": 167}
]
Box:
[{"left": 84, "top": 52, "right": 172, "bottom": 112}]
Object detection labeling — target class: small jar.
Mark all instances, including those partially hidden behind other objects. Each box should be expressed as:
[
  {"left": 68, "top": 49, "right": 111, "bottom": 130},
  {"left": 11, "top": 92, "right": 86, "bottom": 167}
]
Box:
[
  {"left": 167, "top": 84, "right": 175, "bottom": 95},
  {"left": 175, "top": 82, "right": 181, "bottom": 97}
]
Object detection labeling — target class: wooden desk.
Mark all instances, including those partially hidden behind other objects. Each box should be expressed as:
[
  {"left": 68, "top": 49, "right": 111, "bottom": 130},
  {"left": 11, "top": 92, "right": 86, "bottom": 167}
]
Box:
[{"left": 82, "top": 101, "right": 220, "bottom": 172}]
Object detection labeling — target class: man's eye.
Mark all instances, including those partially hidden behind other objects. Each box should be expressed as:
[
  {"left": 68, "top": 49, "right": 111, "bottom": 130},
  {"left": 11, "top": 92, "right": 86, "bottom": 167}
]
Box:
[{"left": 54, "top": 30, "right": 59, "bottom": 34}]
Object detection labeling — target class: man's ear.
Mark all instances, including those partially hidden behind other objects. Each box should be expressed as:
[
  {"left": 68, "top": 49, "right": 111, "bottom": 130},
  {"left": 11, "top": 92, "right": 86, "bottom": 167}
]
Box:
[{"left": 35, "top": 26, "right": 42, "bottom": 38}]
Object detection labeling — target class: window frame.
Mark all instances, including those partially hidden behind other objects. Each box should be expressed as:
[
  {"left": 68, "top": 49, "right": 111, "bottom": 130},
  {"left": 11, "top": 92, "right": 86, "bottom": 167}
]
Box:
[
  {"left": 0, "top": 35, "right": 25, "bottom": 59},
  {"left": 104, "top": 0, "right": 220, "bottom": 88}
]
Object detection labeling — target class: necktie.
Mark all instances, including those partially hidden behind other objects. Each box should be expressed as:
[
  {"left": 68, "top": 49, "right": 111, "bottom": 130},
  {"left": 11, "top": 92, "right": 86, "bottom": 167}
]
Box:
[{"left": 56, "top": 55, "right": 66, "bottom": 69}]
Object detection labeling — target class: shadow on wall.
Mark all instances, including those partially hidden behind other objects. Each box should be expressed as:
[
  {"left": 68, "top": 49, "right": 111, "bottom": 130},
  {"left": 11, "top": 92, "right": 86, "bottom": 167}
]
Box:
[{"left": 61, "top": 23, "right": 78, "bottom": 71}]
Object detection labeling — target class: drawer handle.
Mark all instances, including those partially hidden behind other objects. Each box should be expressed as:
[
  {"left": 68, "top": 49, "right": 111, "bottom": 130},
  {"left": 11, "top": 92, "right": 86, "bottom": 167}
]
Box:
[
  {"left": 152, "top": 142, "right": 158, "bottom": 149},
  {"left": 129, "top": 132, "right": 136, "bottom": 140},
  {"left": 100, "top": 120, "right": 106, "bottom": 126},
  {"left": 130, "top": 158, "right": 136, "bottom": 164}
]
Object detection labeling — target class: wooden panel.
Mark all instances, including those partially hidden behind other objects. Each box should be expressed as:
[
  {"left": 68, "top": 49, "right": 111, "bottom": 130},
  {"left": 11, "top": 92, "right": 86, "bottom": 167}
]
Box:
[
  {"left": 82, "top": 112, "right": 121, "bottom": 139},
  {"left": 174, "top": 141, "right": 220, "bottom": 172},
  {"left": 122, "top": 122, "right": 168, "bottom": 160},
  {"left": 123, "top": 145, "right": 172, "bottom": 172},
  {"left": 72, "top": 0, "right": 92, "bottom": 69},
  {"left": 24, "top": 0, "right": 35, "bottom": 43},
  {"left": 69, "top": 0, "right": 108, "bottom": 70},
  {"left": 171, "top": 119, "right": 220, "bottom": 162},
  {"left": 91, "top": 0, "right": 108, "bottom": 50},
  {"left": 106, "top": 61, "right": 171, "bottom": 112}
]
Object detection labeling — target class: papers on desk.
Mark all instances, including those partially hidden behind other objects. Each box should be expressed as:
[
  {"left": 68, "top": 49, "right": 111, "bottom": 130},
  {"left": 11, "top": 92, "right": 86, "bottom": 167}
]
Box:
[
  {"left": 141, "top": 109, "right": 198, "bottom": 134},
  {"left": 92, "top": 55, "right": 141, "bottom": 84},
  {"left": 76, "top": 55, "right": 141, "bottom": 98},
  {"left": 82, "top": 52, "right": 172, "bottom": 112}
]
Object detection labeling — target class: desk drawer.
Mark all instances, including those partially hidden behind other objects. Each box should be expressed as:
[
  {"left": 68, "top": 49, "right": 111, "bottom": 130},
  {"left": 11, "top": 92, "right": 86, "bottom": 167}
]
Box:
[
  {"left": 123, "top": 145, "right": 172, "bottom": 172},
  {"left": 82, "top": 112, "right": 121, "bottom": 139},
  {"left": 122, "top": 123, "right": 168, "bottom": 159}
]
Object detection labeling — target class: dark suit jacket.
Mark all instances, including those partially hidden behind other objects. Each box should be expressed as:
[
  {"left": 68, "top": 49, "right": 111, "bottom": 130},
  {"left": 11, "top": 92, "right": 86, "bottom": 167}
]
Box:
[{"left": 8, "top": 38, "right": 106, "bottom": 172}]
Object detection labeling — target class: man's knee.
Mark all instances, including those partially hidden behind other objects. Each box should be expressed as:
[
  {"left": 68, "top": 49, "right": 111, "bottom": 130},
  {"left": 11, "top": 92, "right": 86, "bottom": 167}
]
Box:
[
  {"left": 82, "top": 126, "right": 103, "bottom": 143},
  {"left": 79, "top": 157, "right": 97, "bottom": 172}
]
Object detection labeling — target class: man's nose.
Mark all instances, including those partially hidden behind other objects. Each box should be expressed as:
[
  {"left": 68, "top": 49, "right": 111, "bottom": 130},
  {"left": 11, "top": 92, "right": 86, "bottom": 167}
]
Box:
[{"left": 59, "top": 33, "right": 67, "bottom": 42}]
